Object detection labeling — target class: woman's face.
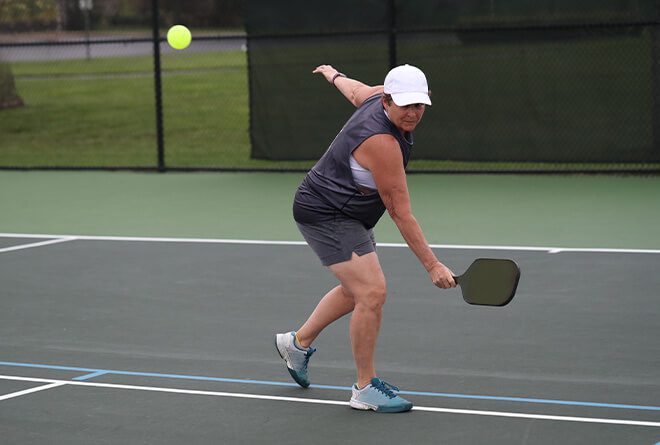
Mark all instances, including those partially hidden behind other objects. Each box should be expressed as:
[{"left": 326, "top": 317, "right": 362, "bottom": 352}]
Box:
[{"left": 383, "top": 99, "right": 426, "bottom": 133}]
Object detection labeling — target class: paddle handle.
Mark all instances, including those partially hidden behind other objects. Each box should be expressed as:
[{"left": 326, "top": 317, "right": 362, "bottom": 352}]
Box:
[{"left": 452, "top": 274, "right": 462, "bottom": 284}]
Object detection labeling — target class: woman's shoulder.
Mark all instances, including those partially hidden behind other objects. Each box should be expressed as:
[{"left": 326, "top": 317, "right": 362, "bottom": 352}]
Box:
[
  {"left": 354, "top": 86, "right": 384, "bottom": 108},
  {"left": 361, "top": 91, "right": 384, "bottom": 106}
]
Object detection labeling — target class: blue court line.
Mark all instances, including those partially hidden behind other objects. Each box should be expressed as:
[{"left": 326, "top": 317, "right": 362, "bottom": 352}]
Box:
[
  {"left": 1, "top": 360, "right": 659, "bottom": 412},
  {"left": 72, "top": 371, "right": 108, "bottom": 381}
]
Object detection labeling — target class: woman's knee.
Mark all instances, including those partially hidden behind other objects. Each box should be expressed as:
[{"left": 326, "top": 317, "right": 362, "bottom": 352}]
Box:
[{"left": 356, "top": 280, "right": 387, "bottom": 311}]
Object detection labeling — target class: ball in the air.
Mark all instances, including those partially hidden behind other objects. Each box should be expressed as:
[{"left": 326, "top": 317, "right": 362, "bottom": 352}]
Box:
[{"left": 167, "top": 25, "right": 191, "bottom": 50}]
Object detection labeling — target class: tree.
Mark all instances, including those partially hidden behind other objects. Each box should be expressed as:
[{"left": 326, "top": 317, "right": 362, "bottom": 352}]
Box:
[
  {"left": 55, "top": 0, "right": 67, "bottom": 30},
  {"left": 0, "top": 61, "right": 24, "bottom": 109}
]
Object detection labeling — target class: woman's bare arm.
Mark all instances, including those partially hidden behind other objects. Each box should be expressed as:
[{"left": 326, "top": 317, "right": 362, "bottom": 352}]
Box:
[
  {"left": 312, "top": 65, "right": 383, "bottom": 108},
  {"left": 353, "top": 135, "right": 456, "bottom": 289}
]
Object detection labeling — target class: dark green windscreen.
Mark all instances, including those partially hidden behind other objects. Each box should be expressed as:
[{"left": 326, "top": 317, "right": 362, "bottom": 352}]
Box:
[{"left": 246, "top": 0, "right": 660, "bottom": 165}]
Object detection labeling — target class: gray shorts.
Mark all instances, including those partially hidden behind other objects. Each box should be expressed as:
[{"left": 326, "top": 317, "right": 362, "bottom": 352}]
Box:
[{"left": 296, "top": 217, "right": 376, "bottom": 266}]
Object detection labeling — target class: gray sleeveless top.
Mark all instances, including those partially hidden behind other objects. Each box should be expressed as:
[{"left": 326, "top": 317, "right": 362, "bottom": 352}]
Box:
[{"left": 293, "top": 94, "right": 413, "bottom": 229}]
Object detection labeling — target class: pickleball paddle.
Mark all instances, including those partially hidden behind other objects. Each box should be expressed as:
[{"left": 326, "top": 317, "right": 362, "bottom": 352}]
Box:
[{"left": 453, "top": 258, "right": 520, "bottom": 306}]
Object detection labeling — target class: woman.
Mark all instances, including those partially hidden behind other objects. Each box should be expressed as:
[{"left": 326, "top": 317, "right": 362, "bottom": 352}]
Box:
[{"left": 275, "top": 64, "right": 456, "bottom": 413}]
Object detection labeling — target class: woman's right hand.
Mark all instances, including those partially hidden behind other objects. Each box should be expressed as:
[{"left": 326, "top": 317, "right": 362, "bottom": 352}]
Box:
[{"left": 429, "top": 262, "right": 456, "bottom": 289}]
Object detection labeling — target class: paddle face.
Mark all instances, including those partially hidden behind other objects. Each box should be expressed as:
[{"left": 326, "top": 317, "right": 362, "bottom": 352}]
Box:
[{"left": 454, "top": 258, "right": 520, "bottom": 307}]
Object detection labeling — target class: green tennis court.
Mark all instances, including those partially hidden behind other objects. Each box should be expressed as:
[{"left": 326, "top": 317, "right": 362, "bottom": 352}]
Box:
[{"left": 1, "top": 171, "right": 658, "bottom": 444}]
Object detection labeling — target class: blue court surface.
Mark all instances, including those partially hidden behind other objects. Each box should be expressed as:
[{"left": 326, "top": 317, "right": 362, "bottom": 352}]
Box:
[{"left": 0, "top": 233, "right": 659, "bottom": 444}]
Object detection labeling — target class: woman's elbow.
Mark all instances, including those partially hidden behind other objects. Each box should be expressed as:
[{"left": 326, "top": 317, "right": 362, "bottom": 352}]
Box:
[
  {"left": 387, "top": 206, "right": 414, "bottom": 226},
  {"left": 350, "top": 91, "right": 363, "bottom": 107}
]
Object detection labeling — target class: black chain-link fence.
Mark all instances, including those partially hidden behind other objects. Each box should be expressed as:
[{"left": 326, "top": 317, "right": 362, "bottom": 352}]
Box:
[
  {"left": 247, "top": 0, "right": 660, "bottom": 173},
  {"left": 1, "top": 33, "right": 249, "bottom": 170},
  {"left": 0, "top": 0, "right": 249, "bottom": 171},
  {"left": 2, "top": 0, "right": 660, "bottom": 173}
]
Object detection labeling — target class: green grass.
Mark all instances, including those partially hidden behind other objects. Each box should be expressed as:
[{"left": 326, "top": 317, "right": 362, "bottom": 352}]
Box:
[
  {"left": 1, "top": 51, "right": 320, "bottom": 169},
  {"left": 1, "top": 46, "right": 659, "bottom": 171},
  {"left": 3, "top": 52, "right": 243, "bottom": 167}
]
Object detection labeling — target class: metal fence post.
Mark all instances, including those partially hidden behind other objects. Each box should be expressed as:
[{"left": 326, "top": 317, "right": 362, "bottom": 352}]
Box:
[
  {"left": 152, "top": 0, "right": 165, "bottom": 171},
  {"left": 651, "top": 0, "right": 660, "bottom": 158},
  {"left": 388, "top": 0, "right": 397, "bottom": 69}
]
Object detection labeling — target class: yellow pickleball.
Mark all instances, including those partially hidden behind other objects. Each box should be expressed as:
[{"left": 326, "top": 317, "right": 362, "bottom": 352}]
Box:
[{"left": 167, "top": 25, "right": 191, "bottom": 50}]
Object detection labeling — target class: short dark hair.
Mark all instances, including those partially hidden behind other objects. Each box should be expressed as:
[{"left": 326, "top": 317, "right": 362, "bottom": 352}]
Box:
[{"left": 382, "top": 91, "right": 432, "bottom": 105}]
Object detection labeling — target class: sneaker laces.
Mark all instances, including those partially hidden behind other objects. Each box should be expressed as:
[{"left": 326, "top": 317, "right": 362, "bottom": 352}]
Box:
[
  {"left": 302, "top": 347, "right": 316, "bottom": 369},
  {"left": 372, "top": 379, "right": 397, "bottom": 399},
  {"left": 381, "top": 380, "right": 400, "bottom": 393}
]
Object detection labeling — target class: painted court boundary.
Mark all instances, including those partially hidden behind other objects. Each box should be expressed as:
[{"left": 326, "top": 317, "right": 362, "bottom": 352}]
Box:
[
  {"left": 1, "top": 235, "right": 659, "bottom": 428},
  {"left": 0, "top": 374, "right": 658, "bottom": 428},
  {"left": 1, "top": 232, "right": 659, "bottom": 254},
  {"left": 1, "top": 361, "right": 659, "bottom": 413},
  {"left": 0, "top": 237, "right": 75, "bottom": 253}
]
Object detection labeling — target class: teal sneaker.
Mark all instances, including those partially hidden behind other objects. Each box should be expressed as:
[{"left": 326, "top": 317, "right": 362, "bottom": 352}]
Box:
[
  {"left": 349, "top": 378, "right": 413, "bottom": 413},
  {"left": 274, "top": 331, "right": 316, "bottom": 388}
]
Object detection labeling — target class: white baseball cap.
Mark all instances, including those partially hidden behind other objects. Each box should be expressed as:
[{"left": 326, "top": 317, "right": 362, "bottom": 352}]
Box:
[{"left": 383, "top": 64, "right": 431, "bottom": 106}]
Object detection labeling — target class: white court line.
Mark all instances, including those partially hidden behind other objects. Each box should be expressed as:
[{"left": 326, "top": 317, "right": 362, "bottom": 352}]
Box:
[
  {"left": 0, "top": 382, "right": 66, "bottom": 401},
  {"left": 0, "top": 237, "right": 76, "bottom": 254},
  {"left": 0, "top": 233, "right": 304, "bottom": 246},
  {"left": 0, "top": 375, "right": 658, "bottom": 428},
  {"left": 413, "top": 406, "right": 660, "bottom": 427},
  {"left": 0, "top": 232, "right": 659, "bottom": 254}
]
